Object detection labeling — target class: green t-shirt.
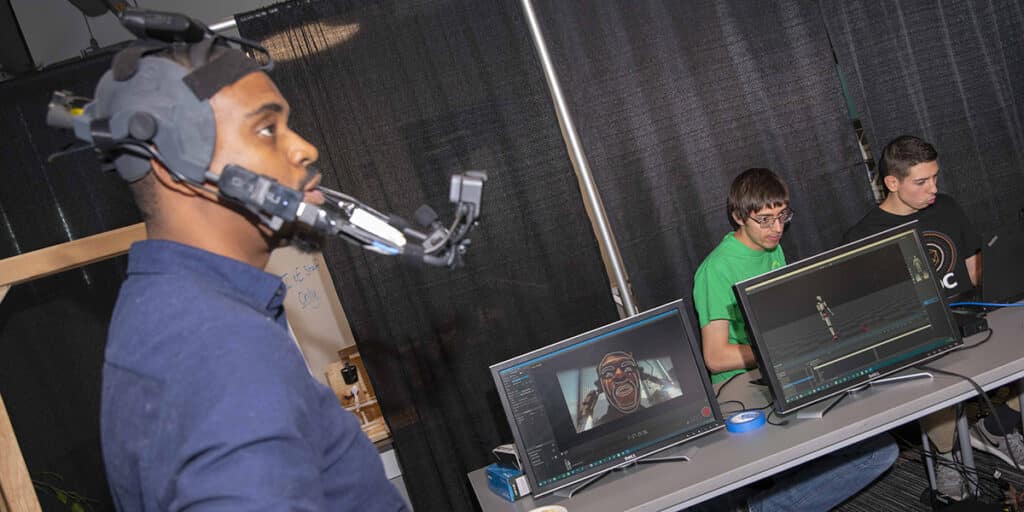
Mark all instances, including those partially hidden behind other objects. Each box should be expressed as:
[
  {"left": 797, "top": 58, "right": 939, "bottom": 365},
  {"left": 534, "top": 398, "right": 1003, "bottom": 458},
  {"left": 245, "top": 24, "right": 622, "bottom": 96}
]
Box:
[{"left": 692, "top": 232, "right": 786, "bottom": 383}]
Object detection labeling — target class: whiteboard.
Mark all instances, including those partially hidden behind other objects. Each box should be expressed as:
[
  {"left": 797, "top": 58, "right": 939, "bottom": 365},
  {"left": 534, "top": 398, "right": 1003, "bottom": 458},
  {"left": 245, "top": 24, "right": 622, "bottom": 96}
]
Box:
[{"left": 266, "top": 246, "right": 356, "bottom": 385}]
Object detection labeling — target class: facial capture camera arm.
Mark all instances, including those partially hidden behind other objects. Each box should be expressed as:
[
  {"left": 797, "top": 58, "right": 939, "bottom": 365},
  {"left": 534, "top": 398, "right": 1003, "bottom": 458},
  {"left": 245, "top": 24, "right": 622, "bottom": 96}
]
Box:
[
  {"left": 45, "top": 8, "right": 487, "bottom": 269},
  {"left": 212, "top": 164, "right": 487, "bottom": 268}
]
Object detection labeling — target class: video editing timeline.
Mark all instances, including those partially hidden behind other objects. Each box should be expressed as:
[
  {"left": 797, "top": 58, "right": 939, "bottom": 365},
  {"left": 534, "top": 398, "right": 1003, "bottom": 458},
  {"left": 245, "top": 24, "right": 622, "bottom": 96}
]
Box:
[
  {"left": 739, "top": 229, "right": 960, "bottom": 410},
  {"left": 494, "top": 307, "right": 721, "bottom": 495}
]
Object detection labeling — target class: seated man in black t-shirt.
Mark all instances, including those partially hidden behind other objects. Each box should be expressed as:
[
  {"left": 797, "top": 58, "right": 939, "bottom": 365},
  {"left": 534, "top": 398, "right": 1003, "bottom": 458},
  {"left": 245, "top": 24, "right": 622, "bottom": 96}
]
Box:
[
  {"left": 844, "top": 135, "right": 979, "bottom": 293},
  {"left": 845, "top": 135, "right": 1020, "bottom": 501}
]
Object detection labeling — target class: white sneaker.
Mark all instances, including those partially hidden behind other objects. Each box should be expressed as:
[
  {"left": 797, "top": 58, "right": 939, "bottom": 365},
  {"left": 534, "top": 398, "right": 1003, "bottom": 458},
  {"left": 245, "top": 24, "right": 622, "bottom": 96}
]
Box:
[
  {"left": 932, "top": 450, "right": 967, "bottom": 501},
  {"left": 970, "top": 420, "right": 1024, "bottom": 468}
]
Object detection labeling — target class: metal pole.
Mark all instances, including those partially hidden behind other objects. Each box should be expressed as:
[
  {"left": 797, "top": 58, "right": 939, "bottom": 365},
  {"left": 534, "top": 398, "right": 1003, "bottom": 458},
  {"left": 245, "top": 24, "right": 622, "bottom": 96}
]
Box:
[{"left": 519, "top": 0, "right": 639, "bottom": 317}]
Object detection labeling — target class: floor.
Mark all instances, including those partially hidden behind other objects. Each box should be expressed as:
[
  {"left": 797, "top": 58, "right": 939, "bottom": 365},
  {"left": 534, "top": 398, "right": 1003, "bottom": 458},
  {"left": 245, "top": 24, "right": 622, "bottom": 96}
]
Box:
[{"left": 836, "top": 424, "right": 1024, "bottom": 511}]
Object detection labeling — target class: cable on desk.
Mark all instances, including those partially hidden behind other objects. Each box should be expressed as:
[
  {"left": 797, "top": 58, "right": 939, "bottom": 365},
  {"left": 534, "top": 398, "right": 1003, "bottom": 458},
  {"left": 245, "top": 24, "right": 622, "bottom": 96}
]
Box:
[
  {"left": 765, "top": 407, "right": 787, "bottom": 427},
  {"left": 916, "top": 365, "right": 1022, "bottom": 472},
  {"left": 719, "top": 400, "right": 747, "bottom": 414},
  {"left": 715, "top": 372, "right": 744, "bottom": 398},
  {"left": 958, "top": 328, "right": 994, "bottom": 350}
]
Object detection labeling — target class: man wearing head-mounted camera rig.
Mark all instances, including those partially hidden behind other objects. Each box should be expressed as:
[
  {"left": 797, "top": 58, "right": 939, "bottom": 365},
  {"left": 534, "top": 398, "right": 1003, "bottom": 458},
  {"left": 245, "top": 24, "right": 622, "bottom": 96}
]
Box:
[{"left": 39, "top": 7, "right": 495, "bottom": 510}]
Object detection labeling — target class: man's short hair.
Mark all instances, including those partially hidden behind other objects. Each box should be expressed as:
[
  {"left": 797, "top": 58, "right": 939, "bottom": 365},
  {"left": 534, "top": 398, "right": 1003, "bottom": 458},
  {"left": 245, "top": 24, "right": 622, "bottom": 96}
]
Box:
[
  {"left": 877, "top": 135, "right": 938, "bottom": 188},
  {"left": 727, "top": 168, "right": 789, "bottom": 228}
]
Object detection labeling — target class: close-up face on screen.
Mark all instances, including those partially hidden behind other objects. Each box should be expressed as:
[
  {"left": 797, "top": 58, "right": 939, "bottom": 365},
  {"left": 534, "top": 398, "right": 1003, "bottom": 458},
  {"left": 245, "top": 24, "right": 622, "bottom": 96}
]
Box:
[
  {"left": 558, "top": 351, "right": 683, "bottom": 434},
  {"left": 494, "top": 305, "right": 722, "bottom": 494}
]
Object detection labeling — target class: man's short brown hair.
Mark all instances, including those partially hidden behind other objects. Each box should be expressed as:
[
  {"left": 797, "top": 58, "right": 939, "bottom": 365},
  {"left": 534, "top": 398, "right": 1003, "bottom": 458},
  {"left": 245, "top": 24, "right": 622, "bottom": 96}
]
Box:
[
  {"left": 727, "top": 168, "right": 789, "bottom": 228},
  {"left": 877, "top": 135, "right": 938, "bottom": 188}
]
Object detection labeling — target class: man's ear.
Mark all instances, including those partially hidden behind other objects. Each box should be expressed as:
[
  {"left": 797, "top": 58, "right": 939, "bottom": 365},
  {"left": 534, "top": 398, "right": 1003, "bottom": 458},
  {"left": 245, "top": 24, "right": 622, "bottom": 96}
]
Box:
[
  {"left": 731, "top": 211, "right": 745, "bottom": 227},
  {"left": 883, "top": 174, "right": 900, "bottom": 193},
  {"left": 149, "top": 158, "right": 200, "bottom": 197}
]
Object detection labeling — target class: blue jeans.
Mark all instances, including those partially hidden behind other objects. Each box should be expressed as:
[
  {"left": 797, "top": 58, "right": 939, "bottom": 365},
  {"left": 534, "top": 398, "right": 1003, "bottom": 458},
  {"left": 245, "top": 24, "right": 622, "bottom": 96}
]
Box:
[{"left": 693, "top": 433, "right": 898, "bottom": 511}]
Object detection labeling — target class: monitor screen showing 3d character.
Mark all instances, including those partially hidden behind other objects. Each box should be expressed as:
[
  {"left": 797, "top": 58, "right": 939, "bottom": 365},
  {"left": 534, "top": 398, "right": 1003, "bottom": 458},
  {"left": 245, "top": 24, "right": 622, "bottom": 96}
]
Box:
[{"left": 735, "top": 224, "right": 962, "bottom": 415}]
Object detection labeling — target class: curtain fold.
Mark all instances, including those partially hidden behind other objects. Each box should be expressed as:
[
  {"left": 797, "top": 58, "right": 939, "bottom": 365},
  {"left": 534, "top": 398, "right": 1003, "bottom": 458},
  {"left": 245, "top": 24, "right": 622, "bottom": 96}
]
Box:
[
  {"left": 236, "top": 1, "right": 620, "bottom": 509},
  {"left": 531, "top": 0, "right": 870, "bottom": 309},
  {"left": 823, "top": 0, "right": 1024, "bottom": 233}
]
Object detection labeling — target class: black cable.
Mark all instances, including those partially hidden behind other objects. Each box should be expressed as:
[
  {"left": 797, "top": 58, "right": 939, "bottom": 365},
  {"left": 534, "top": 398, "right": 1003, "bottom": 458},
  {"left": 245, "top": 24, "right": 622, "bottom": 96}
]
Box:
[
  {"left": 714, "top": 372, "right": 743, "bottom": 398},
  {"left": 718, "top": 400, "right": 747, "bottom": 414},
  {"left": 893, "top": 431, "right": 1001, "bottom": 502},
  {"left": 959, "top": 328, "right": 995, "bottom": 350},
  {"left": 917, "top": 365, "right": 1022, "bottom": 472},
  {"left": 890, "top": 429, "right": 1021, "bottom": 496},
  {"left": 766, "top": 408, "right": 787, "bottom": 426},
  {"left": 952, "top": 402, "right": 985, "bottom": 497}
]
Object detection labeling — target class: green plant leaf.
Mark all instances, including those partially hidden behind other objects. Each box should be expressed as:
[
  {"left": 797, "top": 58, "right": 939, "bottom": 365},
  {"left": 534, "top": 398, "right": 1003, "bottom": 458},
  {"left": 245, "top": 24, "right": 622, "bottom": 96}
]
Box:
[
  {"left": 56, "top": 490, "right": 68, "bottom": 504},
  {"left": 71, "top": 503, "right": 85, "bottom": 512}
]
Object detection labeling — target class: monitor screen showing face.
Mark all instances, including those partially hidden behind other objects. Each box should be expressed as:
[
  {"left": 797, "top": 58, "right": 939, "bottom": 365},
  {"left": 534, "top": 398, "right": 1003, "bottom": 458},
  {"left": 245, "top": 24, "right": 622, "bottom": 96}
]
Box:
[
  {"left": 735, "top": 225, "right": 961, "bottom": 415},
  {"left": 490, "top": 300, "right": 723, "bottom": 497}
]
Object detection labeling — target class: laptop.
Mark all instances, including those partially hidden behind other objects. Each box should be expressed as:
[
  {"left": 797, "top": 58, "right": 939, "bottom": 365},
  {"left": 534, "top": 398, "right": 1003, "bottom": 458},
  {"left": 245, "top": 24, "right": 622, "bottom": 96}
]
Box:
[
  {"left": 948, "top": 223, "right": 1024, "bottom": 337},
  {"left": 981, "top": 225, "right": 1024, "bottom": 304}
]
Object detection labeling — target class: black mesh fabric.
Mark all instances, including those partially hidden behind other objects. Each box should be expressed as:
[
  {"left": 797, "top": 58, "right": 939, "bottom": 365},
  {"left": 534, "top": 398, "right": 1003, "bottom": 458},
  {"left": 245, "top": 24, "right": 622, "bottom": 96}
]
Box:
[
  {"left": 823, "top": 0, "right": 1024, "bottom": 233},
  {"left": 0, "top": 50, "right": 138, "bottom": 510},
  {"left": 236, "top": 1, "right": 620, "bottom": 510},
  {"left": 529, "top": 0, "right": 871, "bottom": 309}
]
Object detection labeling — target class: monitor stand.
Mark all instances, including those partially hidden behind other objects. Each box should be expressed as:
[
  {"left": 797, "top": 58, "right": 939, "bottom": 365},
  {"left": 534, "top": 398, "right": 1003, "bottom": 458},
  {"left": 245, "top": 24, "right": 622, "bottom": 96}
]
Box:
[
  {"left": 795, "top": 371, "right": 933, "bottom": 420},
  {"left": 552, "top": 446, "right": 697, "bottom": 499}
]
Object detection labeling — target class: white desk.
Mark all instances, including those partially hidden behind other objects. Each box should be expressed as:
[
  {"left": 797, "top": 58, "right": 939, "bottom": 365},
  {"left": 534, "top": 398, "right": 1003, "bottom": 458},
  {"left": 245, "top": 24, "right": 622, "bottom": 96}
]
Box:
[{"left": 469, "top": 306, "right": 1024, "bottom": 511}]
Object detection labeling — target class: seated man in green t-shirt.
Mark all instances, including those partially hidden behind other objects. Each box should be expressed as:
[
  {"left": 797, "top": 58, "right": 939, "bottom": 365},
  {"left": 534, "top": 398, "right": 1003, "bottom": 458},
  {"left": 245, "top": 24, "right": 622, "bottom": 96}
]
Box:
[
  {"left": 690, "top": 168, "right": 897, "bottom": 511},
  {"left": 693, "top": 168, "right": 788, "bottom": 384}
]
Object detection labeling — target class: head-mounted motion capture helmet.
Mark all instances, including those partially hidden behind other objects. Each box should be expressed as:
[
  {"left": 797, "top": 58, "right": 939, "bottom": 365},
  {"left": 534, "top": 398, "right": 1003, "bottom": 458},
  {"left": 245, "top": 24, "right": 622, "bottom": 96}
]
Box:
[
  {"left": 49, "top": 8, "right": 272, "bottom": 185},
  {"left": 48, "top": 8, "right": 488, "bottom": 268}
]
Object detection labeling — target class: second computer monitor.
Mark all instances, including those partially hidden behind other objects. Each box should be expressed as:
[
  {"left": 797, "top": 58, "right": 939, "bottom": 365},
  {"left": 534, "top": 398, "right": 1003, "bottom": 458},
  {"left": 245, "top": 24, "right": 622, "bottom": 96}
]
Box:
[{"left": 734, "top": 224, "right": 962, "bottom": 415}]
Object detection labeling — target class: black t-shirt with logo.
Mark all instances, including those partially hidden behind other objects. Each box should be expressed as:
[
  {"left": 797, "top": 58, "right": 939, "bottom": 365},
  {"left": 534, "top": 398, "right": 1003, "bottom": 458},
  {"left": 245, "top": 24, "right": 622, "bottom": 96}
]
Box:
[{"left": 843, "top": 194, "right": 981, "bottom": 297}]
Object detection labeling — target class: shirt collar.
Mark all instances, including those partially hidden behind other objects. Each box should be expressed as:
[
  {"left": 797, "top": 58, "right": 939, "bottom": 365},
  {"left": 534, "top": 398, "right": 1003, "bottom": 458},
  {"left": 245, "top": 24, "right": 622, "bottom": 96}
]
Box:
[{"left": 126, "top": 239, "right": 286, "bottom": 316}]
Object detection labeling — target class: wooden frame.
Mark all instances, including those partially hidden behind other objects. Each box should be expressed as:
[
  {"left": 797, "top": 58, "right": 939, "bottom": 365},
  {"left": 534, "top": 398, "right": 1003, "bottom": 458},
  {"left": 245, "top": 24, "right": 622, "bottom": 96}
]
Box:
[{"left": 0, "top": 223, "right": 146, "bottom": 512}]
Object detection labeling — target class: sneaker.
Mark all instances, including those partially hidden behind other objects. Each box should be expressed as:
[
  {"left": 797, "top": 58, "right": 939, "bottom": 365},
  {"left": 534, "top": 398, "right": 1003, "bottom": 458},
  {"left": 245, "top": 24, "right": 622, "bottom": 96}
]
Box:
[
  {"left": 970, "top": 420, "right": 1024, "bottom": 468},
  {"left": 932, "top": 450, "right": 967, "bottom": 501}
]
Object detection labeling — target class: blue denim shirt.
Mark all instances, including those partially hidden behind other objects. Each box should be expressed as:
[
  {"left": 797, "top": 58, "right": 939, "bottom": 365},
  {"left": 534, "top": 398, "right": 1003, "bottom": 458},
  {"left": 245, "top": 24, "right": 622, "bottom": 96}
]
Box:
[{"left": 101, "top": 240, "right": 407, "bottom": 511}]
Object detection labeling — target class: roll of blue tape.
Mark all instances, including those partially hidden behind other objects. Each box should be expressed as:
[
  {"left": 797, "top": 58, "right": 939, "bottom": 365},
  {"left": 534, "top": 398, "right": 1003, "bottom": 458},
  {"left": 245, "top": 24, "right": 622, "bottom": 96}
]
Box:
[{"left": 726, "top": 410, "right": 766, "bottom": 433}]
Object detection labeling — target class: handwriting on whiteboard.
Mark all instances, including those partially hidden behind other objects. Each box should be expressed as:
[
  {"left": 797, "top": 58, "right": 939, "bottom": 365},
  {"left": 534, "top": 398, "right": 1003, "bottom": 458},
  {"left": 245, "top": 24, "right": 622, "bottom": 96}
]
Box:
[{"left": 279, "top": 261, "right": 323, "bottom": 310}]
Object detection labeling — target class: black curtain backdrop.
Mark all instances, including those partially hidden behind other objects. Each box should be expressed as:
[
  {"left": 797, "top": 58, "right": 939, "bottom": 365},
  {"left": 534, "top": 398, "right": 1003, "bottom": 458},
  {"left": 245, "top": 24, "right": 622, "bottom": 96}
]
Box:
[
  {"left": 236, "top": 1, "right": 620, "bottom": 510},
  {"left": 823, "top": 0, "right": 1024, "bottom": 234},
  {"left": 0, "top": 50, "right": 136, "bottom": 511},
  {"left": 532, "top": 0, "right": 871, "bottom": 309}
]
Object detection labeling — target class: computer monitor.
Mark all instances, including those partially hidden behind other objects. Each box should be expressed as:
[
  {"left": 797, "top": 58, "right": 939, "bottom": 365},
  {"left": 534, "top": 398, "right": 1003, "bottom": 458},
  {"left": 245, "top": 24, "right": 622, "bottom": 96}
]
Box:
[
  {"left": 490, "top": 299, "right": 724, "bottom": 498},
  {"left": 734, "top": 224, "right": 962, "bottom": 415}
]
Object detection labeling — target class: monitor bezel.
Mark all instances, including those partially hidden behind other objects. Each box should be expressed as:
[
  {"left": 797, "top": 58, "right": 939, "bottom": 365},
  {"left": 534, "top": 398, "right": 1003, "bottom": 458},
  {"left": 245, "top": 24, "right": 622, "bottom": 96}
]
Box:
[
  {"left": 489, "top": 299, "right": 725, "bottom": 498},
  {"left": 734, "top": 222, "right": 963, "bottom": 416}
]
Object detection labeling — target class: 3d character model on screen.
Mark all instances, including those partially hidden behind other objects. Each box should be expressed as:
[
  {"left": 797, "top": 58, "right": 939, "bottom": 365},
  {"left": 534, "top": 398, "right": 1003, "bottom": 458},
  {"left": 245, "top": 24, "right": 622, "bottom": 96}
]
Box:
[
  {"left": 816, "top": 296, "right": 839, "bottom": 342},
  {"left": 912, "top": 255, "right": 929, "bottom": 282}
]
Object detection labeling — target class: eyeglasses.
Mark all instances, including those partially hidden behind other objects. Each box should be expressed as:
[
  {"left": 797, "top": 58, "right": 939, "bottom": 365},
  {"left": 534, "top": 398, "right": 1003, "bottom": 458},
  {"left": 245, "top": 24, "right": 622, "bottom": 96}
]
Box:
[{"left": 750, "top": 208, "right": 794, "bottom": 228}]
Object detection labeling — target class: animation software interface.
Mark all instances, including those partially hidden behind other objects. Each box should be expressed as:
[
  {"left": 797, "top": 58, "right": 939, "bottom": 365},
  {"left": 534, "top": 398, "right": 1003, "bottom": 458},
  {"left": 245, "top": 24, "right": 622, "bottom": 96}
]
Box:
[
  {"left": 497, "top": 310, "right": 717, "bottom": 491},
  {"left": 742, "top": 232, "right": 958, "bottom": 405}
]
